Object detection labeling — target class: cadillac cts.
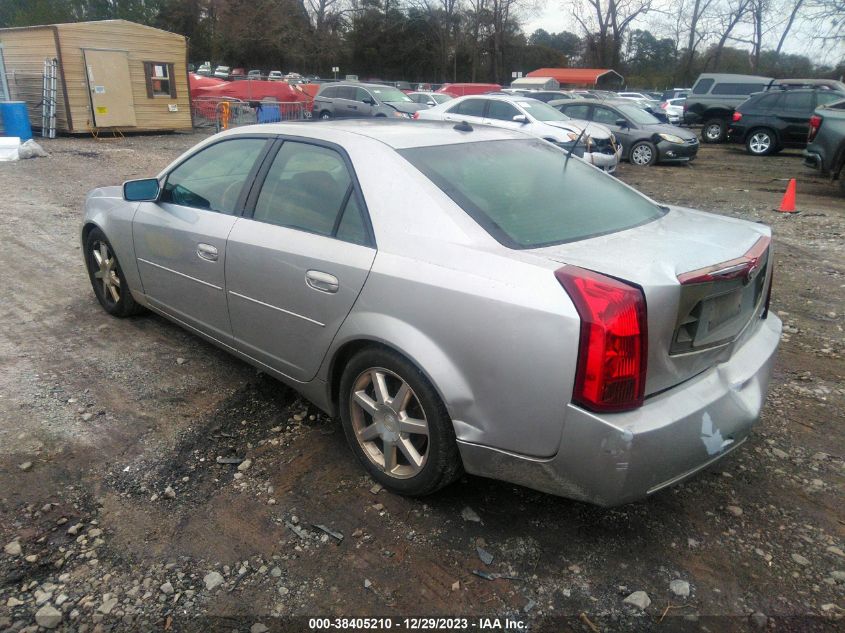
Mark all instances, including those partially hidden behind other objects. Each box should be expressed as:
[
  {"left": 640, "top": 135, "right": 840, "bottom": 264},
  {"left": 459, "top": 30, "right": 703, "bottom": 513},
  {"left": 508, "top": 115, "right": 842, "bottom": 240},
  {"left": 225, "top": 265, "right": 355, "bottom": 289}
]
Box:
[{"left": 82, "top": 120, "right": 781, "bottom": 506}]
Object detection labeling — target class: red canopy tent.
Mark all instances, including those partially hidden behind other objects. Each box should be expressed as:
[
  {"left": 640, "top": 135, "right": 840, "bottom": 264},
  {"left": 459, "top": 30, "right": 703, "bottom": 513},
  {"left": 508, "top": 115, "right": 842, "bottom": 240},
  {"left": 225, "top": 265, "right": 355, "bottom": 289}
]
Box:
[
  {"left": 191, "top": 79, "right": 310, "bottom": 103},
  {"left": 188, "top": 73, "right": 226, "bottom": 91}
]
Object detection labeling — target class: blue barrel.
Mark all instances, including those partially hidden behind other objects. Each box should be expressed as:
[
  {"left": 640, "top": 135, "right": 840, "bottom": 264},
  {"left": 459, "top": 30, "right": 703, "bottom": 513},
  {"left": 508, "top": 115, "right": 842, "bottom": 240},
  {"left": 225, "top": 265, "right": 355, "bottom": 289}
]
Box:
[{"left": 0, "top": 102, "right": 33, "bottom": 141}]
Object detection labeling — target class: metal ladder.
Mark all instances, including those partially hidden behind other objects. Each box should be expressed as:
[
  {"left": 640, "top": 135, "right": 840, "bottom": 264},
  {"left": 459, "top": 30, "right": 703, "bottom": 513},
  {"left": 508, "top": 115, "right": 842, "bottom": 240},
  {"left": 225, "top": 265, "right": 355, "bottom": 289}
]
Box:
[{"left": 41, "top": 58, "right": 57, "bottom": 138}]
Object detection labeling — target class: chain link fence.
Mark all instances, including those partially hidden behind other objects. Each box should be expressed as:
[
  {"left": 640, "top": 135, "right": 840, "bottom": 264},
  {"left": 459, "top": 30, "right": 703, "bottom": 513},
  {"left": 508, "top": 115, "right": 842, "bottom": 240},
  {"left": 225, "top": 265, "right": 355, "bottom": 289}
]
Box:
[{"left": 191, "top": 97, "right": 310, "bottom": 132}]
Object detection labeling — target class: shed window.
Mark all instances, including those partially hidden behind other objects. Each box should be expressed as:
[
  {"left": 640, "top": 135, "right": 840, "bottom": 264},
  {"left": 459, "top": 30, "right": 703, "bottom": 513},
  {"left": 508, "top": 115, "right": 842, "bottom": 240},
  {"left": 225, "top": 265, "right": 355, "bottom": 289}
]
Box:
[{"left": 144, "top": 62, "right": 176, "bottom": 98}]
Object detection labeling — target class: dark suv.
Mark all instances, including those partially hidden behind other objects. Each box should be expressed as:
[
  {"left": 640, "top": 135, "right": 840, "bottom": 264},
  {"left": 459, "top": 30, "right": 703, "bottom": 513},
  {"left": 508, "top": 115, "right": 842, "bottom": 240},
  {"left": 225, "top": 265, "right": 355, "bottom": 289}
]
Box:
[
  {"left": 684, "top": 73, "right": 773, "bottom": 142},
  {"left": 728, "top": 88, "right": 845, "bottom": 155},
  {"left": 312, "top": 82, "right": 426, "bottom": 120}
]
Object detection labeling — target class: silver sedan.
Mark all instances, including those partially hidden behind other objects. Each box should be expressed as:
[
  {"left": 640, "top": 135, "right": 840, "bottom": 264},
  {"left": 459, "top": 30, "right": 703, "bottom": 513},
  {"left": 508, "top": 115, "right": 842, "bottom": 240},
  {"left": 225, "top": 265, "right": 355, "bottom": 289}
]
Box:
[{"left": 82, "top": 120, "right": 781, "bottom": 506}]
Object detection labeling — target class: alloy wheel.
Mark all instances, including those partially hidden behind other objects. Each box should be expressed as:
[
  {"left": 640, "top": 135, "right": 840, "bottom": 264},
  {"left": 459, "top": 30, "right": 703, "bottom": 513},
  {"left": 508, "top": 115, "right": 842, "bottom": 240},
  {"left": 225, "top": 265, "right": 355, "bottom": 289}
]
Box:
[
  {"left": 349, "top": 367, "right": 429, "bottom": 479},
  {"left": 749, "top": 132, "right": 772, "bottom": 155},
  {"left": 91, "top": 241, "right": 121, "bottom": 305},
  {"left": 631, "top": 144, "right": 654, "bottom": 165},
  {"left": 705, "top": 123, "right": 723, "bottom": 141}
]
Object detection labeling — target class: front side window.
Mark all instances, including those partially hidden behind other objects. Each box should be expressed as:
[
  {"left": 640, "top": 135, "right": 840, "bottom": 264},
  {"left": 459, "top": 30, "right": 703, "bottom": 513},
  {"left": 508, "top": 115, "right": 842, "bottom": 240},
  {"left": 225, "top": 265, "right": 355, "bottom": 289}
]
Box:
[
  {"left": 400, "top": 139, "right": 664, "bottom": 249},
  {"left": 486, "top": 100, "right": 519, "bottom": 121},
  {"left": 562, "top": 104, "right": 590, "bottom": 119},
  {"left": 515, "top": 100, "right": 569, "bottom": 121},
  {"left": 356, "top": 87, "right": 373, "bottom": 103},
  {"left": 161, "top": 138, "right": 266, "bottom": 214},
  {"left": 616, "top": 104, "right": 660, "bottom": 125},
  {"left": 144, "top": 62, "right": 175, "bottom": 98},
  {"left": 592, "top": 106, "right": 619, "bottom": 125},
  {"left": 253, "top": 142, "right": 356, "bottom": 239}
]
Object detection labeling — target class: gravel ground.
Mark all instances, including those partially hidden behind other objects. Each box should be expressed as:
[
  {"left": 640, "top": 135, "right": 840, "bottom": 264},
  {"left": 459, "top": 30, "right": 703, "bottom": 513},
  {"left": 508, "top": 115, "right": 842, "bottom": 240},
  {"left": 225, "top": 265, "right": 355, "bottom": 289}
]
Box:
[{"left": 0, "top": 131, "right": 843, "bottom": 633}]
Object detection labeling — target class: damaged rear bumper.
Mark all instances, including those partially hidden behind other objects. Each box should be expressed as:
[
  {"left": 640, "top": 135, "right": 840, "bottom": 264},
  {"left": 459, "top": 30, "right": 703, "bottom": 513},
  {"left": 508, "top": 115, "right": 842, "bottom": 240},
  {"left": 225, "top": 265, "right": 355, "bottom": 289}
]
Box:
[{"left": 457, "top": 314, "right": 782, "bottom": 507}]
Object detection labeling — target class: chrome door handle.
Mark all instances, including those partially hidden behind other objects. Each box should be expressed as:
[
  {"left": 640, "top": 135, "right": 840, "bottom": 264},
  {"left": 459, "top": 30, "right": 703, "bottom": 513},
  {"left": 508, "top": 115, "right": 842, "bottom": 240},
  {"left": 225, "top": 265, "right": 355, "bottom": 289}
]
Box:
[
  {"left": 306, "top": 270, "right": 339, "bottom": 293},
  {"left": 196, "top": 243, "right": 218, "bottom": 262}
]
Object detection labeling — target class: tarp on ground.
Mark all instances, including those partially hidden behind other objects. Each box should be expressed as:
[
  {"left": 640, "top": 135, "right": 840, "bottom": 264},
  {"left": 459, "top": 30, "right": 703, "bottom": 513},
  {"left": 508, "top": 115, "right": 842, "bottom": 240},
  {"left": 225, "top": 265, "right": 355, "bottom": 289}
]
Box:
[
  {"left": 191, "top": 79, "right": 311, "bottom": 102},
  {"left": 188, "top": 73, "right": 226, "bottom": 92}
]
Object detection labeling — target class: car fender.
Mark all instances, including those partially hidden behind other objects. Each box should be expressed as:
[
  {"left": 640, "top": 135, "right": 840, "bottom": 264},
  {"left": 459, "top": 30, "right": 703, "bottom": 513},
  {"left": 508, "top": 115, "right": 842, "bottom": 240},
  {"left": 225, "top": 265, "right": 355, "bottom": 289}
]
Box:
[{"left": 82, "top": 186, "right": 145, "bottom": 298}]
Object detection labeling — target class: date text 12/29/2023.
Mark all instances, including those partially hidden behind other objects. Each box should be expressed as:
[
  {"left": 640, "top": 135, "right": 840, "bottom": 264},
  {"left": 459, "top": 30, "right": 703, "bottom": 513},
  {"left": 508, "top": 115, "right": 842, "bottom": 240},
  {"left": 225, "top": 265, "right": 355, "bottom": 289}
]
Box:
[{"left": 308, "top": 617, "right": 528, "bottom": 631}]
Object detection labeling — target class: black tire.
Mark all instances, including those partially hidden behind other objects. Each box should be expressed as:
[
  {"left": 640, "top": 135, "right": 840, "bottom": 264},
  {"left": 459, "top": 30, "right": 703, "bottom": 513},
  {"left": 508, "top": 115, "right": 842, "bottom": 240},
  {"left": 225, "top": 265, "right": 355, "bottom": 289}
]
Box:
[
  {"left": 319, "top": 110, "right": 331, "bottom": 120},
  {"left": 745, "top": 128, "right": 777, "bottom": 156},
  {"left": 701, "top": 118, "right": 726, "bottom": 143},
  {"left": 339, "top": 347, "right": 462, "bottom": 496},
  {"left": 84, "top": 227, "right": 144, "bottom": 318},
  {"left": 629, "top": 140, "right": 658, "bottom": 166}
]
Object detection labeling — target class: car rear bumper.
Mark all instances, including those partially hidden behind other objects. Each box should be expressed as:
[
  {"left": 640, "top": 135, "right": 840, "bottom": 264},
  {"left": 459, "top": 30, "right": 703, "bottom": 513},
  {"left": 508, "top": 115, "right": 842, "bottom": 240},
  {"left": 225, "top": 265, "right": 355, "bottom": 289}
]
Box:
[
  {"left": 802, "top": 150, "right": 823, "bottom": 173},
  {"left": 458, "top": 314, "right": 782, "bottom": 507}
]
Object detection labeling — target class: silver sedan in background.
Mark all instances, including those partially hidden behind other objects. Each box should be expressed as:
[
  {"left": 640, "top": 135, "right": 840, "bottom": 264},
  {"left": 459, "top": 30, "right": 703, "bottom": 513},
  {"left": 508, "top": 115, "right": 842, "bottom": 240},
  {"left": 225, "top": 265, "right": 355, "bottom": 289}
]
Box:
[{"left": 82, "top": 120, "right": 780, "bottom": 506}]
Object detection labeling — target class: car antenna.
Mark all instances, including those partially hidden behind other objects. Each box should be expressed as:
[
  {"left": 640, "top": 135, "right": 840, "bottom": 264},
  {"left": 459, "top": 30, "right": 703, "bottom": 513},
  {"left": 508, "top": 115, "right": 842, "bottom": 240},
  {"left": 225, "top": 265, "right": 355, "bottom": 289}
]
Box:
[{"left": 454, "top": 120, "right": 473, "bottom": 132}]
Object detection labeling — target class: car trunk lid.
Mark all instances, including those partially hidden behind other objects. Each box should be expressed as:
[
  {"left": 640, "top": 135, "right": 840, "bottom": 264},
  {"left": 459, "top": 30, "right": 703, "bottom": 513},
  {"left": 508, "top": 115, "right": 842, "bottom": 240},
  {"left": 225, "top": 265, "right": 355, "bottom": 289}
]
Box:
[{"left": 531, "top": 206, "right": 773, "bottom": 396}]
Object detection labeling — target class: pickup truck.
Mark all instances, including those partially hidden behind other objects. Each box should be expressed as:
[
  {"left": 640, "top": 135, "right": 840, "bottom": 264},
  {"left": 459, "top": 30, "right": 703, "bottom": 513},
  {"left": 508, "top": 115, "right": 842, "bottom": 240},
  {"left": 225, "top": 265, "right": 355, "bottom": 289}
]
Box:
[
  {"left": 804, "top": 98, "right": 845, "bottom": 195},
  {"left": 683, "top": 73, "right": 772, "bottom": 142}
]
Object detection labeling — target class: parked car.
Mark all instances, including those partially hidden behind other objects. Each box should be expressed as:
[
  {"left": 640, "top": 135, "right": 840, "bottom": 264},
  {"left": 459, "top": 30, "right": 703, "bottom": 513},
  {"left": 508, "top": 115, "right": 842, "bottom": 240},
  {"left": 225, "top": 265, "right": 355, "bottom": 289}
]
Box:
[
  {"left": 804, "top": 97, "right": 845, "bottom": 195},
  {"left": 230, "top": 68, "right": 246, "bottom": 81},
  {"left": 728, "top": 87, "right": 845, "bottom": 155},
  {"left": 407, "top": 92, "right": 454, "bottom": 106},
  {"left": 247, "top": 69, "right": 263, "bottom": 80},
  {"left": 661, "top": 88, "right": 690, "bottom": 101},
  {"left": 551, "top": 99, "right": 699, "bottom": 165},
  {"left": 617, "top": 92, "right": 651, "bottom": 100},
  {"left": 84, "top": 121, "right": 780, "bottom": 506},
  {"left": 518, "top": 90, "right": 576, "bottom": 103},
  {"left": 684, "top": 73, "right": 773, "bottom": 143},
  {"left": 661, "top": 97, "right": 686, "bottom": 124},
  {"left": 213, "top": 66, "right": 231, "bottom": 80},
  {"left": 313, "top": 82, "right": 428, "bottom": 119},
  {"left": 196, "top": 62, "right": 212, "bottom": 76},
  {"left": 415, "top": 94, "right": 622, "bottom": 172},
  {"left": 268, "top": 71, "right": 284, "bottom": 81}
]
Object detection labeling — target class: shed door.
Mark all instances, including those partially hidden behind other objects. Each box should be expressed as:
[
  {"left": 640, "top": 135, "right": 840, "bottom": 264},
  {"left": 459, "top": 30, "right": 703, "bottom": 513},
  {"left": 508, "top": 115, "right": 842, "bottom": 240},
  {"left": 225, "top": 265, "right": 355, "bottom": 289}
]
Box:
[{"left": 84, "top": 50, "right": 136, "bottom": 127}]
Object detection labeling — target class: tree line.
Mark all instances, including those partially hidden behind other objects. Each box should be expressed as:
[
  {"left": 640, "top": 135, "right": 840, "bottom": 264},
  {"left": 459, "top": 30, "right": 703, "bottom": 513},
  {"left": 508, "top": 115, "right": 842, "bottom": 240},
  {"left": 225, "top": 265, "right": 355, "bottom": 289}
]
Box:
[{"left": 1, "top": 0, "right": 842, "bottom": 88}]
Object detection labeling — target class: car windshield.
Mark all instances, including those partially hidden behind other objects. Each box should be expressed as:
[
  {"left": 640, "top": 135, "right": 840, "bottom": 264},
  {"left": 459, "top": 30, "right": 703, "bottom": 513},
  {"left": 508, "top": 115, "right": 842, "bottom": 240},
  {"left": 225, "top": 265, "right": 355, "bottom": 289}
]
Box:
[
  {"left": 370, "top": 86, "right": 412, "bottom": 102},
  {"left": 514, "top": 100, "right": 570, "bottom": 121},
  {"left": 617, "top": 104, "right": 660, "bottom": 125},
  {"left": 400, "top": 139, "right": 664, "bottom": 248},
  {"left": 432, "top": 94, "right": 452, "bottom": 103}
]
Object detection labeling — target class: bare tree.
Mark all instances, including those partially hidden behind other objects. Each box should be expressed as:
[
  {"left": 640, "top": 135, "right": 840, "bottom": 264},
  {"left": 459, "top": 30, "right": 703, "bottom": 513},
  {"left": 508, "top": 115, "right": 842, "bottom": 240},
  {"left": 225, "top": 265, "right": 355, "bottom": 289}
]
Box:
[{"left": 571, "top": 0, "right": 655, "bottom": 68}]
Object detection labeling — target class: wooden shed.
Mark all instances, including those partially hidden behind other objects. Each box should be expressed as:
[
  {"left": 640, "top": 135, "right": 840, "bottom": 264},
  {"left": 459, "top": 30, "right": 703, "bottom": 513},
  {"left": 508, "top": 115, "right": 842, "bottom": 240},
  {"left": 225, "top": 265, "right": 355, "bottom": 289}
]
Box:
[{"left": 0, "top": 19, "right": 192, "bottom": 134}]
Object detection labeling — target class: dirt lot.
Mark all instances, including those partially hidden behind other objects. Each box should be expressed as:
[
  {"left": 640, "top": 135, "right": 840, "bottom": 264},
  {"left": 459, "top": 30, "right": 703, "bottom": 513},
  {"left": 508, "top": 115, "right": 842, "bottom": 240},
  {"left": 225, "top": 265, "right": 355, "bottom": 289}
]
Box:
[{"left": 0, "top": 131, "right": 843, "bottom": 633}]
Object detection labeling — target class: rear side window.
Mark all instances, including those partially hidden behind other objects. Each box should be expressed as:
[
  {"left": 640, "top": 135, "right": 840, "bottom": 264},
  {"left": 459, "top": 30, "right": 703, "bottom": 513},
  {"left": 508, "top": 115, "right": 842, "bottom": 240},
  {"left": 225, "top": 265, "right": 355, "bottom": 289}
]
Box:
[
  {"left": 592, "top": 106, "right": 619, "bottom": 125},
  {"left": 448, "top": 99, "right": 486, "bottom": 117},
  {"left": 337, "top": 86, "right": 356, "bottom": 100},
  {"left": 162, "top": 138, "right": 266, "bottom": 214},
  {"left": 692, "top": 78, "right": 714, "bottom": 94},
  {"left": 321, "top": 86, "right": 336, "bottom": 98},
  {"left": 783, "top": 91, "right": 813, "bottom": 111},
  {"left": 754, "top": 93, "right": 782, "bottom": 108},
  {"left": 253, "top": 142, "right": 352, "bottom": 238},
  {"left": 817, "top": 92, "right": 845, "bottom": 106},
  {"left": 711, "top": 83, "right": 767, "bottom": 95},
  {"left": 400, "top": 139, "right": 664, "bottom": 249}
]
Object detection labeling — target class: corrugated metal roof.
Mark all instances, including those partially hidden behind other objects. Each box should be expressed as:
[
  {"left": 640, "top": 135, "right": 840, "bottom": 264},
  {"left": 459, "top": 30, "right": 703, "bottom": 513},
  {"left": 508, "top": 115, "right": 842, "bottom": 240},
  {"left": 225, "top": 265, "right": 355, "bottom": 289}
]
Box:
[{"left": 526, "top": 68, "right": 624, "bottom": 86}]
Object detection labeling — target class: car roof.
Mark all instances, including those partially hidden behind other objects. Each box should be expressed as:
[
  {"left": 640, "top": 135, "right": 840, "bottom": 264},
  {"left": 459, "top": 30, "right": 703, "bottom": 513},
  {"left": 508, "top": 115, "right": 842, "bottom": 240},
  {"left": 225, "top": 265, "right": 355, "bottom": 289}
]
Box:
[{"left": 221, "top": 119, "right": 529, "bottom": 149}]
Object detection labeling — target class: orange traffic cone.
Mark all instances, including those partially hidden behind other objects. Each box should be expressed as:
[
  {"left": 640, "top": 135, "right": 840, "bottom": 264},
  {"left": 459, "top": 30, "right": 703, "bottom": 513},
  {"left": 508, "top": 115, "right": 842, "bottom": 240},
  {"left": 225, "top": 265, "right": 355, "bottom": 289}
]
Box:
[{"left": 777, "top": 178, "right": 798, "bottom": 213}]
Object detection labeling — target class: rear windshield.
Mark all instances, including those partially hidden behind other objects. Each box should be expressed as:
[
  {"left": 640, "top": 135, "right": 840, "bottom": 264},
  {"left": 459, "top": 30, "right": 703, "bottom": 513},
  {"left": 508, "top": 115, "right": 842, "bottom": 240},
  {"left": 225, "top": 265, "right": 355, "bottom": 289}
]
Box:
[{"left": 400, "top": 139, "right": 664, "bottom": 249}]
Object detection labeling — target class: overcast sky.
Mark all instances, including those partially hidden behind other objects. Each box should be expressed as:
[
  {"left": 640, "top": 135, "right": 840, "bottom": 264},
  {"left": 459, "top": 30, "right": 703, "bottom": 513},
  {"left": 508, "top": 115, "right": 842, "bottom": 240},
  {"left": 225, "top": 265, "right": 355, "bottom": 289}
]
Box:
[{"left": 523, "top": 4, "right": 844, "bottom": 67}]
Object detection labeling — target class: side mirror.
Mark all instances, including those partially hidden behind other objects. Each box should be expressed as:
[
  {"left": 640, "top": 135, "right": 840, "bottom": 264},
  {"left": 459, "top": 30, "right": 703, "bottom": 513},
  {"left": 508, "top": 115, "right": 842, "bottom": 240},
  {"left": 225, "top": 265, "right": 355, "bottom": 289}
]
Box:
[
  {"left": 427, "top": 100, "right": 436, "bottom": 107},
  {"left": 123, "top": 178, "right": 160, "bottom": 202},
  {"left": 512, "top": 114, "right": 528, "bottom": 123},
  {"left": 615, "top": 118, "right": 628, "bottom": 128},
  {"left": 363, "top": 98, "right": 376, "bottom": 106}
]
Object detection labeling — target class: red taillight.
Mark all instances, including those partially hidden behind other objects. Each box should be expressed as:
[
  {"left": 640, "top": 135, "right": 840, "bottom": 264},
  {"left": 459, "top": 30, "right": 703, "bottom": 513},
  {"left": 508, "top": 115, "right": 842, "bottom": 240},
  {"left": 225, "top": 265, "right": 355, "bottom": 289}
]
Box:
[
  {"left": 412, "top": 111, "right": 420, "bottom": 120},
  {"left": 555, "top": 267, "right": 648, "bottom": 412},
  {"left": 732, "top": 111, "right": 742, "bottom": 122},
  {"left": 660, "top": 102, "right": 668, "bottom": 109},
  {"left": 808, "top": 114, "right": 822, "bottom": 142}
]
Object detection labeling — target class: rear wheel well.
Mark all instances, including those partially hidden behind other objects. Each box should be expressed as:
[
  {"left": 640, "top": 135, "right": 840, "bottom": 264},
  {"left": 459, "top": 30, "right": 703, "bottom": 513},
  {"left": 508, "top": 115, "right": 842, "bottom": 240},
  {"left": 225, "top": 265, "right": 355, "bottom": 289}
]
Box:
[{"left": 328, "top": 340, "right": 442, "bottom": 417}]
